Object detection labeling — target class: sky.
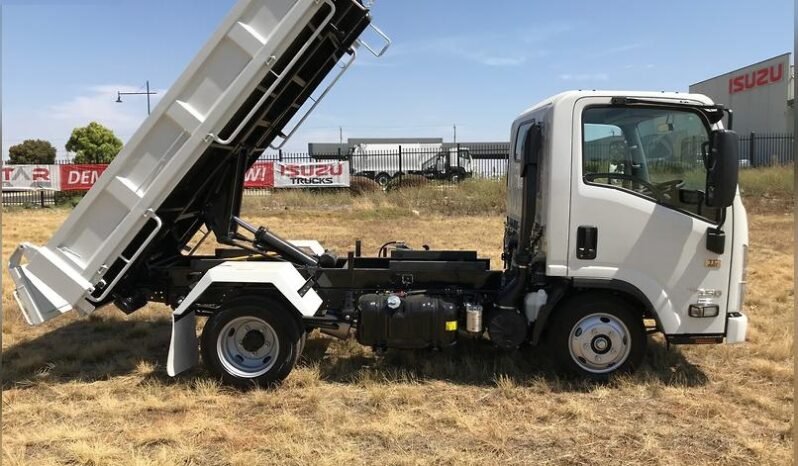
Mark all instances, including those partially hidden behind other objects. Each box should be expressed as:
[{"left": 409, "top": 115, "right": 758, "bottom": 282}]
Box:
[{"left": 1, "top": 0, "right": 794, "bottom": 158}]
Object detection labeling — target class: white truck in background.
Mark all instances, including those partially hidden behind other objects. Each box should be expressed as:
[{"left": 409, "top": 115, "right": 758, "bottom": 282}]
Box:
[
  {"left": 350, "top": 142, "right": 473, "bottom": 185},
  {"left": 9, "top": 0, "right": 748, "bottom": 389}
]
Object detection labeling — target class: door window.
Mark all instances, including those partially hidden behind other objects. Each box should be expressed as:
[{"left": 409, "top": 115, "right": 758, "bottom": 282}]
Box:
[{"left": 582, "top": 106, "right": 719, "bottom": 223}]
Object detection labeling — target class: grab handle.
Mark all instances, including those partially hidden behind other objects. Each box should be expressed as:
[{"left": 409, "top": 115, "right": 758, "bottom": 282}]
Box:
[
  {"left": 356, "top": 23, "right": 392, "bottom": 58},
  {"left": 270, "top": 48, "right": 358, "bottom": 151}
]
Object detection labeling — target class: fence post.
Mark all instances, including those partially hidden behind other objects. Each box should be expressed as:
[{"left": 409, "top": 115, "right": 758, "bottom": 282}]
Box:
[
  {"left": 278, "top": 149, "right": 283, "bottom": 162},
  {"left": 748, "top": 132, "right": 756, "bottom": 168},
  {"left": 398, "top": 145, "right": 402, "bottom": 185},
  {"left": 40, "top": 190, "right": 45, "bottom": 208}
]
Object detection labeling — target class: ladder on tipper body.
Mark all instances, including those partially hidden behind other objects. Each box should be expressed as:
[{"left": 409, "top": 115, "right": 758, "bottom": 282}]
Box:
[{"left": 9, "top": 0, "right": 389, "bottom": 325}]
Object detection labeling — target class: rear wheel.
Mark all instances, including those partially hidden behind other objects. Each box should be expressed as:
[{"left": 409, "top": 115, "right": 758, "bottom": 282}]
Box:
[
  {"left": 374, "top": 172, "right": 391, "bottom": 187},
  {"left": 201, "top": 296, "right": 303, "bottom": 388},
  {"left": 548, "top": 294, "right": 646, "bottom": 379}
]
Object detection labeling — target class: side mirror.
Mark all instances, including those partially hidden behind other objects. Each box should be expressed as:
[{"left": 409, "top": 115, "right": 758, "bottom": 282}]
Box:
[
  {"left": 521, "top": 123, "right": 542, "bottom": 178},
  {"left": 705, "top": 130, "right": 739, "bottom": 208}
]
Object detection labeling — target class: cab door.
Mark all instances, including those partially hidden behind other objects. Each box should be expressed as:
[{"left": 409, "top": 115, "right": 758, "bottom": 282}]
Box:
[{"left": 568, "top": 97, "right": 734, "bottom": 336}]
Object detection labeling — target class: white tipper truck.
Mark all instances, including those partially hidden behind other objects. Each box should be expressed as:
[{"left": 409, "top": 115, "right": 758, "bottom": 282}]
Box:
[
  {"left": 9, "top": 0, "right": 747, "bottom": 387},
  {"left": 349, "top": 143, "right": 474, "bottom": 185}
]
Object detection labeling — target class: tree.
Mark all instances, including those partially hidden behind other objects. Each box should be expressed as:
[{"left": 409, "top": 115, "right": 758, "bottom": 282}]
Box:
[
  {"left": 8, "top": 139, "right": 57, "bottom": 164},
  {"left": 65, "top": 122, "right": 123, "bottom": 164}
]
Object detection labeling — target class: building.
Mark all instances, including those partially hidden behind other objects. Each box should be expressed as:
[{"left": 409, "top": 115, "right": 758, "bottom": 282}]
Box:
[{"left": 689, "top": 53, "right": 793, "bottom": 135}]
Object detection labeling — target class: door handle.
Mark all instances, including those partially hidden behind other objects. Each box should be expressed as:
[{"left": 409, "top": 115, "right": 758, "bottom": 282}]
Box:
[{"left": 577, "top": 226, "right": 598, "bottom": 260}]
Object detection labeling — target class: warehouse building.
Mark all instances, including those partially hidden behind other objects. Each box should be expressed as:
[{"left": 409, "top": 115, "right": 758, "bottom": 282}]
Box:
[{"left": 689, "top": 53, "right": 793, "bottom": 135}]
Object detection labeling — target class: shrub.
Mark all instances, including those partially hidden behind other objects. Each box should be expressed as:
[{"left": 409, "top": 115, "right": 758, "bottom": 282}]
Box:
[
  {"left": 350, "top": 176, "right": 381, "bottom": 196},
  {"left": 386, "top": 174, "right": 429, "bottom": 191}
]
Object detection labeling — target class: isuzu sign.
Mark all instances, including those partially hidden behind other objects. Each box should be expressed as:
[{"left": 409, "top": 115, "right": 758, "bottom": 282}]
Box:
[
  {"left": 274, "top": 162, "right": 350, "bottom": 188},
  {"left": 728, "top": 63, "right": 785, "bottom": 94}
]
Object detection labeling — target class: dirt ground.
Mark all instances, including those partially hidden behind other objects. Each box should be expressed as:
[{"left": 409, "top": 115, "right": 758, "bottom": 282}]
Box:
[{"left": 1, "top": 206, "right": 793, "bottom": 465}]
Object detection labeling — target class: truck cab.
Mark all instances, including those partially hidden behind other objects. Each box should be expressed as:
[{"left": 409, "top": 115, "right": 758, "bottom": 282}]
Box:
[
  {"left": 506, "top": 91, "right": 748, "bottom": 375},
  {"left": 422, "top": 146, "right": 473, "bottom": 182}
]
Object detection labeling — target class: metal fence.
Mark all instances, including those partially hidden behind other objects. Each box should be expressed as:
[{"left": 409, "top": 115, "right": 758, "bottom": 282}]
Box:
[
  {"left": 738, "top": 133, "right": 794, "bottom": 167},
  {"left": 2, "top": 190, "right": 57, "bottom": 207},
  {"left": 260, "top": 143, "right": 512, "bottom": 185},
  {"left": 2, "top": 136, "right": 792, "bottom": 207}
]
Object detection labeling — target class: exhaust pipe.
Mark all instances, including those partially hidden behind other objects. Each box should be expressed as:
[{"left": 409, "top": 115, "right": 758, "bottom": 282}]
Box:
[{"left": 495, "top": 252, "right": 531, "bottom": 310}]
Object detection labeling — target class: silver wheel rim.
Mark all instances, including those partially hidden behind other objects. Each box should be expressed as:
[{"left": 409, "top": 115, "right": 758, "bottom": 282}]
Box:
[
  {"left": 568, "top": 313, "right": 632, "bottom": 374},
  {"left": 217, "top": 316, "right": 279, "bottom": 378}
]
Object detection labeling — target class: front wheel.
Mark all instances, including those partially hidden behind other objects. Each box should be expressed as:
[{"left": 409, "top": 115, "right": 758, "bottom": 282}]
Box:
[
  {"left": 201, "top": 297, "right": 303, "bottom": 388},
  {"left": 548, "top": 294, "right": 646, "bottom": 379}
]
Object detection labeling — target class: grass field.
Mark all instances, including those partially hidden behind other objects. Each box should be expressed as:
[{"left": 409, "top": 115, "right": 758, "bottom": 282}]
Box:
[{"left": 1, "top": 178, "right": 794, "bottom": 465}]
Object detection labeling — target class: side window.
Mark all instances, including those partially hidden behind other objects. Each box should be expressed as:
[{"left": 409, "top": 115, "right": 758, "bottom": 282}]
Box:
[{"left": 582, "top": 106, "right": 719, "bottom": 223}]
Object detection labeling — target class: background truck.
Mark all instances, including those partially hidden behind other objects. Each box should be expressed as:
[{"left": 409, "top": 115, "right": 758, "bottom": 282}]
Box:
[
  {"left": 9, "top": 0, "right": 748, "bottom": 388},
  {"left": 350, "top": 142, "right": 473, "bottom": 185}
]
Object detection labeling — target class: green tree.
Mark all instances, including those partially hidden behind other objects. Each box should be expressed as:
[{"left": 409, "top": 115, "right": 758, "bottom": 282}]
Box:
[
  {"left": 65, "top": 122, "right": 123, "bottom": 164},
  {"left": 8, "top": 139, "right": 57, "bottom": 164}
]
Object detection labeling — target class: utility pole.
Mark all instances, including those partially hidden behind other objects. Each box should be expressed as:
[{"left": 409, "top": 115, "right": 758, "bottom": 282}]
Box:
[
  {"left": 339, "top": 126, "right": 343, "bottom": 144},
  {"left": 453, "top": 124, "right": 457, "bottom": 144}
]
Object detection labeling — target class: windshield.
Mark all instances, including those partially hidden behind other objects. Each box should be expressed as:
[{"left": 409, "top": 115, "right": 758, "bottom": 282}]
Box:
[{"left": 582, "top": 105, "right": 719, "bottom": 223}]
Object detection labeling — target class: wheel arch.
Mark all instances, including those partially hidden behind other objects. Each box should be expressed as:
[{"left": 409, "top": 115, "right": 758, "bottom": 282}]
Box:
[{"left": 530, "top": 278, "right": 663, "bottom": 345}]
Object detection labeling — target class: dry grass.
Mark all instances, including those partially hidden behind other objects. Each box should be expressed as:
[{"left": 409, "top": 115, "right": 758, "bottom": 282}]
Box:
[{"left": 2, "top": 202, "right": 793, "bottom": 465}]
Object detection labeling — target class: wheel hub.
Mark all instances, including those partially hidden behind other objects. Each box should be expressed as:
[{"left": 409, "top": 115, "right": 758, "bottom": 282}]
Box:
[
  {"left": 591, "top": 335, "right": 611, "bottom": 354},
  {"left": 217, "top": 316, "right": 280, "bottom": 378},
  {"left": 241, "top": 330, "right": 266, "bottom": 353},
  {"left": 569, "top": 313, "right": 632, "bottom": 374}
]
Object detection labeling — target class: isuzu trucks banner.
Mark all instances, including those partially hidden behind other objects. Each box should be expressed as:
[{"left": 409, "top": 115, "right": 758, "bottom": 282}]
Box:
[
  {"left": 2, "top": 162, "right": 347, "bottom": 190},
  {"left": 2, "top": 165, "right": 60, "bottom": 190},
  {"left": 274, "top": 161, "right": 350, "bottom": 188}
]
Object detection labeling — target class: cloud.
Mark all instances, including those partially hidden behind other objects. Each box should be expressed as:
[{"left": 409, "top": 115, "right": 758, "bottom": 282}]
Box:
[
  {"left": 372, "top": 23, "right": 571, "bottom": 68},
  {"left": 559, "top": 73, "right": 609, "bottom": 81},
  {"left": 479, "top": 56, "right": 527, "bottom": 67},
  {"left": 593, "top": 43, "right": 645, "bottom": 57},
  {"left": 4, "top": 84, "right": 164, "bottom": 159}
]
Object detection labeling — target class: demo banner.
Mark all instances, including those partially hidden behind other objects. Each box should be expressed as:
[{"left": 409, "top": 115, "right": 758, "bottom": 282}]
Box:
[
  {"left": 243, "top": 161, "right": 274, "bottom": 189},
  {"left": 60, "top": 164, "right": 108, "bottom": 191},
  {"left": 2, "top": 165, "right": 60, "bottom": 190},
  {"left": 273, "top": 161, "right": 350, "bottom": 188}
]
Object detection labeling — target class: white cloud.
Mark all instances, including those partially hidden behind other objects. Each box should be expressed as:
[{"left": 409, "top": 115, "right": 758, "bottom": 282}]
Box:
[
  {"left": 4, "top": 84, "right": 164, "bottom": 159},
  {"left": 375, "top": 23, "right": 570, "bottom": 69},
  {"left": 593, "top": 43, "right": 645, "bottom": 57},
  {"left": 479, "top": 56, "right": 527, "bottom": 67},
  {"left": 559, "top": 73, "right": 609, "bottom": 81}
]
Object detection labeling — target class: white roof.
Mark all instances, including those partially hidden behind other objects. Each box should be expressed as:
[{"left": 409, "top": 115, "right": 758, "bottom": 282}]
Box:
[{"left": 516, "top": 90, "right": 716, "bottom": 122}]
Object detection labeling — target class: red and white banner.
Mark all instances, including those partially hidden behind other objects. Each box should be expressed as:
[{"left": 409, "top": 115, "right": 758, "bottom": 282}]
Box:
[
  {"left": 60, "top": 164, "right": 108, "bottom": 191},
  {"left": 243, "top": 162, "right": 274, "bottom": 189},
  {"left": 274, "top": 161, "right": 350, "bottom": 188},
  {"left": 2, "top": 165, "right": 60, "bottom": 190},
  {"left": 2, "top": 161, "right": 349, "bottom": 191}
]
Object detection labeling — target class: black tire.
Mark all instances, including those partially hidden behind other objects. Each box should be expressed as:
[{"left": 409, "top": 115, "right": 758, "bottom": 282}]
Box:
[
  {"left": 547, "top": 293, "right": 646, "bottom": 380},
  {"left": 201, "top": 296, "right": 304, "bottom": 388},
  {"left": 375, "top": 172, "right": 391, "bottom": 187}
]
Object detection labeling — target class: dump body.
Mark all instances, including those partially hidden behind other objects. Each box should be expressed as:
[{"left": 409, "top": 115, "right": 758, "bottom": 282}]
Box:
[{"left": 10, "top": 0, "right": 374, "bottom": 325}]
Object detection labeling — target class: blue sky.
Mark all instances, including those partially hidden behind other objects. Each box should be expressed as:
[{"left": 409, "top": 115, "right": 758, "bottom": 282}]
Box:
[{"left": 1, "top": 0, "right": 793, "bottom": 158}]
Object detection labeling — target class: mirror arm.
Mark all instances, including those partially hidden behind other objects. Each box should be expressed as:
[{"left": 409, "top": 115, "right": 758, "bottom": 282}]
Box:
[{"left": 724, "top": 108, "right": 734, "bottom": 131}]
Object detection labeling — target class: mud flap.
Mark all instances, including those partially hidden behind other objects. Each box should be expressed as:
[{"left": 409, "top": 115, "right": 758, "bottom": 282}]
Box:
[{"left": 167, "top": 310, "right": 198, "bottom": 376}]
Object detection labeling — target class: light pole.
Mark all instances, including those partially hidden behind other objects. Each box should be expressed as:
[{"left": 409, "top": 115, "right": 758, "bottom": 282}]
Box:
[{"left": 116, "top": 81, "right": 158, "bottom": 115}]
